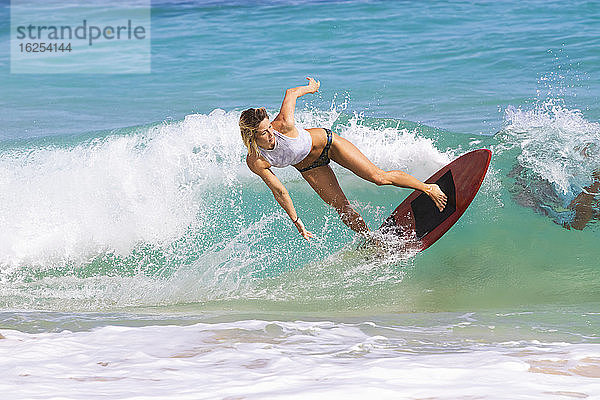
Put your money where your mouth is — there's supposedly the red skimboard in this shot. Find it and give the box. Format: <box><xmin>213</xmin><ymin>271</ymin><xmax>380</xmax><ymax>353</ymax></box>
<box><xmin>379</xmin><ymin>149</ymin><xmax>492</xmax><ymax>252</ymax></box>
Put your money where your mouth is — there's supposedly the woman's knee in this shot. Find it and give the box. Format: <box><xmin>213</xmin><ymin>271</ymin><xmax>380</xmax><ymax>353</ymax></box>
<box><xmin>331</xmin><ymin>198</ymin><xmax>353</xmax><ymax>214</ymax></box>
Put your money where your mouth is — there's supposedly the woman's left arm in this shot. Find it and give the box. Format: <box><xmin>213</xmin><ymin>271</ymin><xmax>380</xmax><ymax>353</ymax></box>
<box><xmin>273</xmin><ymin>77</ymin><xmax>320</xmax><ymax>131</ymax></box>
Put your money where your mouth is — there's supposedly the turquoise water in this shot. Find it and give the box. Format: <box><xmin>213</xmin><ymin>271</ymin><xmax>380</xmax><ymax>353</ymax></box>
<box><xmin>1</xmin><ymin>0</ymin><xmax>599</xmax><ymax>138</ymax></box>
<box><xmin>1</xmin><ymin>1</ymin><xmax>599</xmax><ymax>398</ymax></box>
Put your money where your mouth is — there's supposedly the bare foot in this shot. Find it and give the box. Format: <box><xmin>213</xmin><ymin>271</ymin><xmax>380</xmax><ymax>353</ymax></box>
<box><xmin>426</xmin><ymin>184</ymin><xmax>448</xmax><ymax>211</ymax></box>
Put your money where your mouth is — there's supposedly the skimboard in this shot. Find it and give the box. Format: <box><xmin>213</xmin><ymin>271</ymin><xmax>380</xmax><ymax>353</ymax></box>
<box><xmin>379</xmin><ymin>149</ymin><xmax>492</xmax><ymax>252</ymax></box>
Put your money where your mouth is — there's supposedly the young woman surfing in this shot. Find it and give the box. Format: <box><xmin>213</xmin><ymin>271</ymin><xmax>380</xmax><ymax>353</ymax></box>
<box><xmin>239</xmin><ymin>77</ymin><xmax>447</xmax><ymax>240</ymax></box>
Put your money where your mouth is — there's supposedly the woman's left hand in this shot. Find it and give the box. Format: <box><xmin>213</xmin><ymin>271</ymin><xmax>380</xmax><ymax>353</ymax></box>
<box><xmin>294</xmin><ymin>218</ymin><xmax>314</xmax><ymax>240</ymax></box>
<box><xmin>425</xmin><ymin>184</ymin><xmax>448</xmax><ymax>212</ymax></box>
<box><xmin>305</xmin><ymin>77</ymin><xmax>320</xmax><ymax>94</ymax></box>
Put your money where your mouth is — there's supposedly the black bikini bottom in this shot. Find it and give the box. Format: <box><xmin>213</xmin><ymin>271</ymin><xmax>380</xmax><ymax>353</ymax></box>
<box><xmin>298</xmin><ymin>128</ymin><xmax>333</xmax><ymax>172</ymax></box>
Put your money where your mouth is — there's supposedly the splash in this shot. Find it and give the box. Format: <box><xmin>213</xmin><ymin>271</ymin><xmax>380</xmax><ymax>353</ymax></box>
<box><xmin>0</xmin><ymin>108</ymin><xmax>452</xmax><ymax>310</ymax></box>
<box><xmin>500</xmin><ymin>100</ymin><xmax>600</xmax><ymax>195</ymax></box>
<box><xmin>496</xmin><ymin>100</ymin><xmax>600</xmax><ymax>228</ymax></box>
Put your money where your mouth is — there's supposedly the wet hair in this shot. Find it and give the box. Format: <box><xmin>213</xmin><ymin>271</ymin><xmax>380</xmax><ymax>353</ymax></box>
<box><xmin>239</xmin><ymin>107</ymin><xmax>268</xmax><ymax>157</ymax></box>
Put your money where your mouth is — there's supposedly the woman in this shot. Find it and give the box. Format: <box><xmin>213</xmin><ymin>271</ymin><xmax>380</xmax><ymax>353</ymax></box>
<box><xmin>239</xmin><ymin>77</ymin><xmax>448</xmax><ymax>240</ymax></box>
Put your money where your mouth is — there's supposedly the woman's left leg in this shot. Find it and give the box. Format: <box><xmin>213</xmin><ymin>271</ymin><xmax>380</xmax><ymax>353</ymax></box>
<box><xmin>300</xmin><ymin>165</ymin><xmax>370</xmax><ymax>234</ymax></box>
<box><xmin>328</xmin><ymin>133</ymin><xmax>448</xmax><ymax>211</ymax></box>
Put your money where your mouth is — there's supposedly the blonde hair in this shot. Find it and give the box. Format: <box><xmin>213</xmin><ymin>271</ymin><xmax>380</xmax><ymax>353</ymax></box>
<box><xmin>239</xmin><ymin>107</ymin><xmax>268</xmax><ymax>157</ymax></box>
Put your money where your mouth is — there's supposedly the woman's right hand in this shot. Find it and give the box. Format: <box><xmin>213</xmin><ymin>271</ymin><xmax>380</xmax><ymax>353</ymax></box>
<box><xmin>294</xmin><ymin>218</ymin><xmax>314</xmax><ymax>240</ymax></box>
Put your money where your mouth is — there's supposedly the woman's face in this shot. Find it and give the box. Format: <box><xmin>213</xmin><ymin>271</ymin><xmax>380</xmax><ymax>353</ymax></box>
<box><xmin>254</xmin><ymin>117</ymin><xmax>275</xmax><ymax>149</ymax></box>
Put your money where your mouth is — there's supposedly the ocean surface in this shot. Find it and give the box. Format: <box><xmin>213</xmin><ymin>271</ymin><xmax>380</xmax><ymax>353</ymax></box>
<box><xmin>1</xmin><ymin>0</ymin><xmax>599</xmax><ymax>398</ymax></box>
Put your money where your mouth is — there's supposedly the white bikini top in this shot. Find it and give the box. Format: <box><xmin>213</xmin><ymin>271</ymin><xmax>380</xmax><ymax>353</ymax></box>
<box><xmin>258</xmin><ymin>128</ymin><xmax>312</xmax><ymax>168</ymax></box>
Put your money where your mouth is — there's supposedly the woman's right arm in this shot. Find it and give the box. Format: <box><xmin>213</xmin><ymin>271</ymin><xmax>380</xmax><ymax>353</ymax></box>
<box><xmin>246</xmin><ymin>156</ymin><xmax>313</xmax><ymax>240</ymax></box>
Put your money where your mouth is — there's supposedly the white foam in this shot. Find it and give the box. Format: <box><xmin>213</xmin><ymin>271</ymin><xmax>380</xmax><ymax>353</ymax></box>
<box><xmin>500</xmin><ymin>100</ymin><xmax>600</xmax><ymax>196</ymax></box>
<box><xmin>0</xmin><ymin>109</ymin><xmax>449</xmax><ymax>269</ymax></box>
<box><xmin>0</xmin><ymin>320</ymin><xmax>598</xmax><ymax>399</ymax></box>
<box><xmin>0</xmin><ymin>108</ymin><xmax>454</xmax><ymax>309</ymax></box>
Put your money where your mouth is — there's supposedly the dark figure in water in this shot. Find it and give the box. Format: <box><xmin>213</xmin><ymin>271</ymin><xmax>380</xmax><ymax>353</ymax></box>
<box><xmin>508</xmin><ymin>165</ymin><xmax>600</xmax><ymax>230</ymax></box>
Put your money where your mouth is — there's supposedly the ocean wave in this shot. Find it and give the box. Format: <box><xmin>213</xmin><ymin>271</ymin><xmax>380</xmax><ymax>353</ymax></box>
<box><xmin>0</xmin><ymin>106</ymin><xmax>598</xmax><ymax>311</ymax></box>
